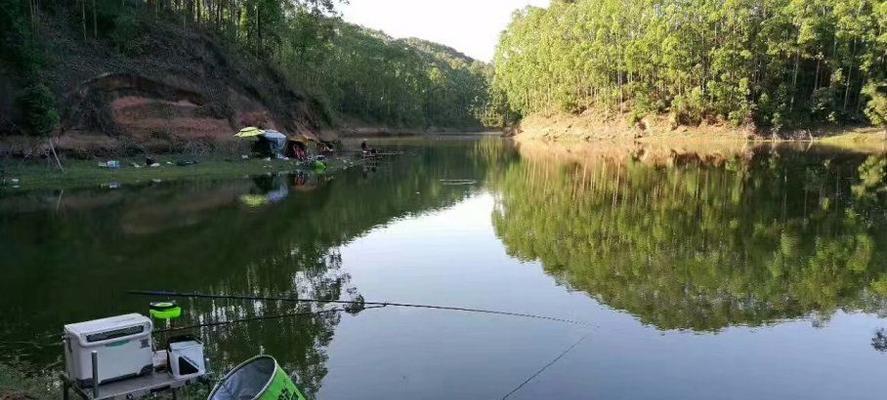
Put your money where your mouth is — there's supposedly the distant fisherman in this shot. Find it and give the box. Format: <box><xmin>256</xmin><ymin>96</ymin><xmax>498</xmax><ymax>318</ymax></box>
<box><xmin>361</xmin><ymin>140</ymin><xmax>377</xmax><ymax>157</ymax></box>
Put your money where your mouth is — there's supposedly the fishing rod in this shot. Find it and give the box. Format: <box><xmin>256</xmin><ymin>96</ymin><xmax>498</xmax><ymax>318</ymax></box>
<box><xmin>154</xmin><ymin>305</ymin><xmax>388</xmax><ymax>334</ymax></box>
<box><xmin>128</xmin><ymin>290</ymin><xmax>589</xmax><ymax>326</ymax></box>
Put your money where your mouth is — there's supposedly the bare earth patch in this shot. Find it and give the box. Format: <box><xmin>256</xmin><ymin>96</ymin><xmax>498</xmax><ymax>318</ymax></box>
<box><xmin>515</xmin><ymin>112</ymin><xmax>885</xmax><ymax>149</ymax></box>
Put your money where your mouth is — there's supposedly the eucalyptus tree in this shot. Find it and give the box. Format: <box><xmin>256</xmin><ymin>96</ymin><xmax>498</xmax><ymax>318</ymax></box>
<box><xmin>493</xmin><ymin>0</ymin><xmax>887</xmax><ymax>130</ymax></box>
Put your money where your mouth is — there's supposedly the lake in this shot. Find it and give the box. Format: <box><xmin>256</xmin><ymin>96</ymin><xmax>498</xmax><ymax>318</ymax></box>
<box><xmin>1</xmin><ymin>137</ymin><xmax>886</xmax><ymax>399</ymax></box>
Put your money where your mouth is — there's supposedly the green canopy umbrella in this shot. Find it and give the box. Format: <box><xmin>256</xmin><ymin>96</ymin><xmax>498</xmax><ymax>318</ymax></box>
<box><xmin>234</xmin><ymin>127</ymin><xmax>264</xmax><ymax>138</ymax></box>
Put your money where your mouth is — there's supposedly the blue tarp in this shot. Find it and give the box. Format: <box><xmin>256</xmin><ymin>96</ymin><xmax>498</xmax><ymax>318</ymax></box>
<box><xmin>260</xmin><ymin>130</ymin><xmax>287</xmax><ymax>156</ymax></box>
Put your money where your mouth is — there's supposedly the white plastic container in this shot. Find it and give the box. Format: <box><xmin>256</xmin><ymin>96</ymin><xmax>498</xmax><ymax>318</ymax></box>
<box><xmin>63</xmin><ymin>314</ymin><xmax>154</xmax><ymax>387</ymax></box>
<box><xmin>168</xmin><ymin>340</ymin><xmax>206</xmax><ymax>380</ymax></box>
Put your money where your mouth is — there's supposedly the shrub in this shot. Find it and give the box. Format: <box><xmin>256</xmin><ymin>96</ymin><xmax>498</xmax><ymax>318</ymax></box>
<box><xmin>862</xmin><ymin>81</ymin><xmax>886</xmax><ymax>134</ymax></box>
<box><xmin>670</xmin><ymin>88</ymin><xmax>705</xmax><ymax>126</ymax></box>
<box><xmin>15</xmin><ymin>82</ymin><xmax>59</xmax><ymax>137</ymax></box>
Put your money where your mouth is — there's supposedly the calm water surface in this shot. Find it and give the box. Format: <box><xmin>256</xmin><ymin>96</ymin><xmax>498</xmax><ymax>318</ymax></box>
<box><xmin>2</xmin><ymin>137</ymin><xmax>887</xmax><ymax>399</ymax></box>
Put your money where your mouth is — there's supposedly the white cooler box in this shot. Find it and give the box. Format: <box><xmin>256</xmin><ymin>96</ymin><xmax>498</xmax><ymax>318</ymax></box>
<box><xmin>64</xmin><ymin>314</ymin><xmax>154</xmax><ymax>387</ymax></box>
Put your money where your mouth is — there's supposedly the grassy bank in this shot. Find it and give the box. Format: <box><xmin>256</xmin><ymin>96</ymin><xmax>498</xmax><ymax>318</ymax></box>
<box><xmin>0</xmin><ymin>155</ymin><xmax>364</xmax><ymax>192</ymax></box>
<box><xmin>817</xmin><ymin>132</ymin><xmax>887</xmax><ymax>152</ymax></box>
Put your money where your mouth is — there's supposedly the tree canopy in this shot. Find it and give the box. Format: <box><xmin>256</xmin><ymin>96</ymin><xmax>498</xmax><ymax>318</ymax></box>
<box><xmin>493</xmin><ymin>0</ymin><xmax>887</xmax><ymax>130</ymax></box>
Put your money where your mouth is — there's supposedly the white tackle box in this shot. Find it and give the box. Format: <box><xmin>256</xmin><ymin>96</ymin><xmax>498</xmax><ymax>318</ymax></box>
<box><xmin>64</xmin><ymin>314</ymin><xmax>154</xmax><ymax>387</ymax></box>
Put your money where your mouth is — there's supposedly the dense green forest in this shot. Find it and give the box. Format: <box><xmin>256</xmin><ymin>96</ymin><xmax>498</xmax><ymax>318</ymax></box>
<box><xmin>490</xmin><ymin>150</ymin><xmax>887</xmax><ymax>330</ymax></box>
<box><xmin>289</xmin><ymin>24</ymin><xmax>492</xmax><ymax>128</ymax></box>
<box><xmin>5</xmin><ymin>0</ymin><xmax>887</xmax><ymax>137</ymax></box>
<box><xmin>0</xmin><ymin>0</ymin><xmax>492</xmax><ymax>137</ymax></box>
<box><xmin>493</xmin><ymin>0</ymin><xmax>887</xmax><ymax>131</ymax></box>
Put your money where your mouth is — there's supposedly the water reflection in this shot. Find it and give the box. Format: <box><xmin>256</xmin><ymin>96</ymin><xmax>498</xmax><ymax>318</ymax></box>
<box><xmin>873</xmin><ymin>328</ymin><xmax>887</xmax><ymax>352</ymax></box>
<box><xmin>2</xmin><ymin>138</ymin><xmax>886</xmax><ymax>399</ymax></box>
<box><xmin>0</xmin><ymin>142</ymin><xmax>499</xmax><ymax>395</ymax></box>
<box><xmin>490</xmin><ymin>143</ymin><xmax>887</xmax><ymax>331</ymax></box>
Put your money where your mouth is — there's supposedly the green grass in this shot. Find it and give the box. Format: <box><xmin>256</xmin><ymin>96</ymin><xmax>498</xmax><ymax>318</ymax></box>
<box><xmin>0</xmin><ymin>156</ymin><xmax>363</xmax><ymax>192</ymax></box>
<box><xmin>816</xmin><ymin>131</ymin><xmax>887</xmax><ymax>152</ymax></box>
<box><xmin>0</xmin><ymin>362</ymin><xmax>56</xmax><ymax>399</ymax></box>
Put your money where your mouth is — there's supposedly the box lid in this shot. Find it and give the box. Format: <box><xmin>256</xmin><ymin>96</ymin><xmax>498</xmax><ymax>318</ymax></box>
<box><xmin>169</xmin><ymin>340</ymin><xmax>202</xmax><ymax>351</ymax></box>
<box><xmin>64</xmin><ymin>313</ymin><xmax>151</xmax><ymax>336</ymax></box>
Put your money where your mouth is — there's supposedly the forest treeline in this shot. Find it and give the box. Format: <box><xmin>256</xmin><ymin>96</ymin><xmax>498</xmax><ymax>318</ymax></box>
<box><xmin>0</xmin><ymin>0</ymin><xmax>492</xmax><ymax>137</ymax></box>
<box><xmin>493</xmin><ymin>0</ymin><xmax>887</xmax><ymax>131</ymax></box>
<box><xmin>5</xmin><ymin>0</ymin><xmax>886</xmax><ymax>138</ymax></box>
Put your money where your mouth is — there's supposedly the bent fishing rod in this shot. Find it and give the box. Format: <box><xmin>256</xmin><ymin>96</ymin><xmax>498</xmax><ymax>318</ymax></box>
<box><xmin>128</xmin><ymin>290</ymin><xmax>589</xmax><ymax>326</ymax></box>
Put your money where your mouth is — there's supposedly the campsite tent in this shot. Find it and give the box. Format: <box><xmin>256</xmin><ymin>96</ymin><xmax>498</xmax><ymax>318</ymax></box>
<box><xmin>234</xmin><ymin>127</ymin><xmax>288</xmax><ymax>157</ymax></box>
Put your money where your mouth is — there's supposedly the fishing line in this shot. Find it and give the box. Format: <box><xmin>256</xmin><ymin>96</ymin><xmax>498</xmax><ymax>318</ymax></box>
<box><xmin>129</xmin><ymin>290</ymin><xmax>589</xmax><ymax>326</ymax></box>
<box><xmin>499</xmin><ymin>331</ymin><xmax>592</xmax><ymax>400</ymax></box>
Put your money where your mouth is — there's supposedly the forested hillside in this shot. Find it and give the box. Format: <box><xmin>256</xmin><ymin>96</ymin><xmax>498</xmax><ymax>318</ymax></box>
<box><xmin>0</xmin><ymin>0</ymin><xmax>492</xmax><ymax>142</ymax></box>
<box><xmin>493</xmin><ymin>0</ymin><xmax>887</xmax><ymax>132</ymax></box>
<box><xmin>286</xmin><ymin>24</ymin><xmax>492</xmax><ymax>129</ymax></box>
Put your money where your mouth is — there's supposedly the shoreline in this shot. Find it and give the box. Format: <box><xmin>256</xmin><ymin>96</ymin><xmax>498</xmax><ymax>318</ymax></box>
<box><xmin>0</xmin><ymin>132</ymin><xmax>494</xmax><ymax>193</ymax></box>
<box><xmin>511</xmin><ymin>112</ymin><xmax>886</xmax><ymax>149</ymax></box>
<box><xmin>330</xmin><ymin>125</ymin><xmax>489</xmax><ymax>137</ymax></box>
<box><xmin>2</xmin><ymin>126</ymin><xmax>883</xmax><ymax>192</ymax></box>
<box><xmin>0</xmin><ymin>127</ymin><xmax>494</xmax><ymax>159</ymax></box>
<box><xmin>0</xmin><ymin>155</ymin><xmax>365</xmax><ymax>193</ymax></box>
<box><xmin>510</xmin><ymin>136</ymin><xmax>886</xmax><ymax>172</ymax></box>
<box><xmin>512</xmin><ymin>130</ymin><xmax>887</xmax><ymax>154</ymax></box>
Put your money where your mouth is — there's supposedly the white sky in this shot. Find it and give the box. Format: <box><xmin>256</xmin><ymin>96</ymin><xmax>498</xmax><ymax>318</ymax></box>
<box><xmin>340</xmin><ymin>0</ymin><xmax>551</xmax><ymax>62</ymax></box>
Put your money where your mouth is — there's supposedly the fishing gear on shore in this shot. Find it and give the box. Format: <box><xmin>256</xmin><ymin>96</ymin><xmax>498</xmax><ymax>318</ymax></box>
<box><xmin>128</xmin><ymin>290</ymin><xmax>589</xmax><ymax>326</ymax></box>
<box><xmin>149</xmin><ymin>301</ymin><xmax>182</xmax><ymax>320</ymax></box>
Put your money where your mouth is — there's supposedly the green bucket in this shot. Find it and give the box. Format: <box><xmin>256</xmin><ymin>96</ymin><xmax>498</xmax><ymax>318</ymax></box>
<box><xmin>149</xmin><ymin>301</ymin><xmax>182</xmax><ymax>320</ymax></box>
<box><xmin>208</xmin><ymin>356</ymin><xmax>308</xmax><ymax>400</ymax></box>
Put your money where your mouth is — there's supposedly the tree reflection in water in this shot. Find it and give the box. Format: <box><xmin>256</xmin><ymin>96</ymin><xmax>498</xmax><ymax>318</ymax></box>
<box><xmin>0</xmin><ymin>140</ymin><xmax>505</xmax><ymax>396</ymax></box>
<box><xmin>490</xmin><ymin>146</ymin><xmax>887</xmax><ymax>332</ymax></box>
<box><xmin>873</xmin><ymin>328</ymin><xmax>887</xmax><ymax>352</ymax></box>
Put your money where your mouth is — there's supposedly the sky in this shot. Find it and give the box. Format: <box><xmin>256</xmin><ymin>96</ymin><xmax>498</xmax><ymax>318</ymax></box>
<box><xmin>340</xmin><ymin>0</ymin><xmax>551</xmax><ymax>62</ymax></box>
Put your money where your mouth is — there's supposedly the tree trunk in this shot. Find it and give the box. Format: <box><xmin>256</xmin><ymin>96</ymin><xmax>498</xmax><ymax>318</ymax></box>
<box><xmin>232</xmin><ymin>1</ymin><xmax>238</xmax><ymax>40</ymax></box>
<box><xmin>81</xmin><ymin>0</ymin><xmax>87</xmax><ymax>40</ymax></box>
<box><xmin>92</xmin><ymin>0</ymin><xmax>97</xmax><ymax>39</ymax></box>
<box><xmin>812</xmin><ymin>56</ymin><xmax>820</xmax><ymax>99</ymax></box>
<box><xmin>790</xmin><ymin>51</ymin><xmax>799</xmax><ymax>111</ymax></box>
<box><xmin>28</xmin><ymin>0</ymin><xmax>34</xmax><ymax>31</ymax></box>
<box><xmin>843</xmin><ymin>39</ymin><xmax>857</xmax><ymax>112</ymax></box>
<box><xmin>48</xmin><ymin>138</ymin><xmax>64</xmax><ymax>173</ymax></box>
<box><xmin>618</xmin><ymin>70</ymin><xmax>624</xmax><ymax>113</ymax></box>
<box><xmin>855</xmin><ymin>76</ymin><xmax>867</xmax><ymax>113</ymax></box>
<box><xmin>256</xmin><ymin>3</ymin><xmax>262</xmax><ymax>55</ymax></box>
